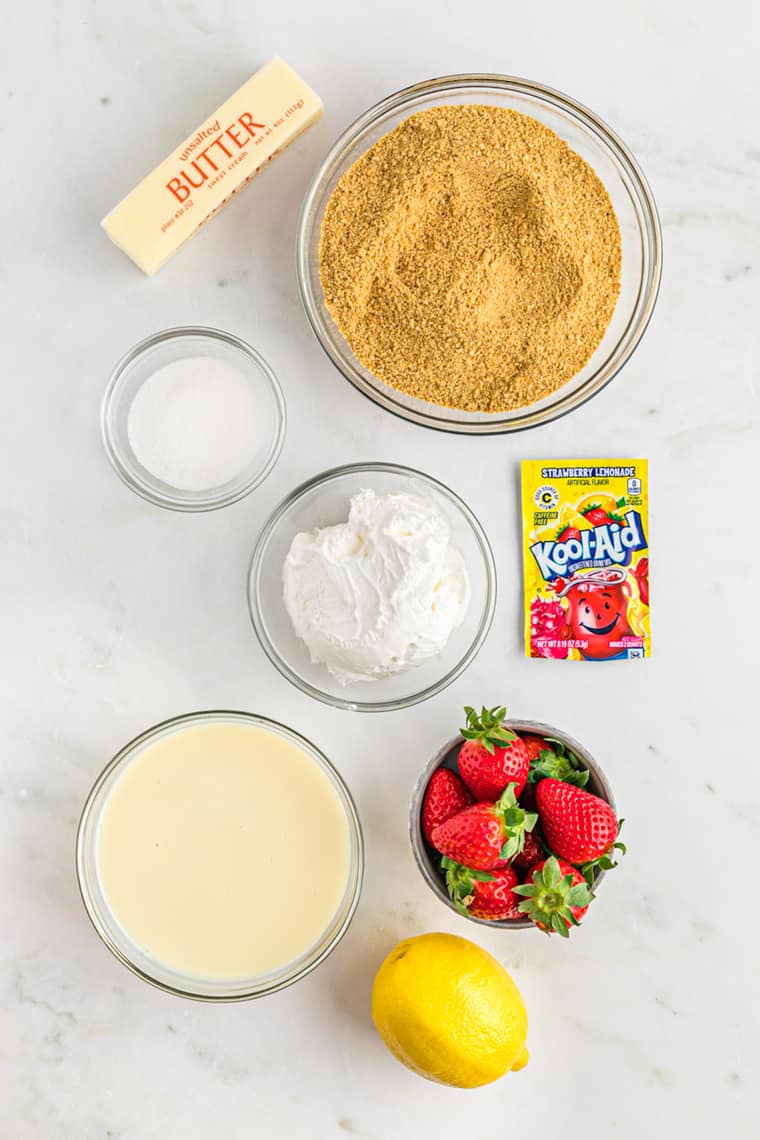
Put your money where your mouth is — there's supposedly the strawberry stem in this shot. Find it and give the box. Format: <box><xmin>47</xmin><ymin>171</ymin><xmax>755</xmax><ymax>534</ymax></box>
<box><xmin>512</xmin><ymin>856</ymin><xmax>594</xmax><ymax>937</ymax></box>
<box><xmin>578</xmin><ymin>820</ymin><xmax>626</xmax><ymax>883</ymax></box>
<box><xmin>460</xmin><ymin>704</ymin><xmax>517</xmax><ymax>757</ymax></box>
<box><xmin>494</xmin><ymin>783</ymin><xmax>538</xmax><ymax>861</ymax></box>
<box><xmin>526</xmin><ymin>737</ymin><xmax>590</xmax><ymax>787</ymax></box>
<box><xmin>441</xmin><ymin>856</ymin><xmax>493</xmax><ymax>916</ymax></box>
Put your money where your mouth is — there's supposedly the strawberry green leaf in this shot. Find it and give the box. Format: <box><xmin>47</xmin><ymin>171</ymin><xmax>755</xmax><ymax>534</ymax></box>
<box><xmin>566</xmin><ymin>884</ymin><xmax>593</xmax><ymax>907</ymax></box>
<box><xmin>495</xmin><ymin>783</ymin><xmax>519</xmax><ymax>810</ymax></box>
<box><xmin>442</xmin><ymin>857</ymin><xmax>495</xmax><ymax>915</ymax></box>
<box><xmin>527</xmin><ymin>737</ymin><xmax>591</xmax><ymax>787</ymax></box>
<box><xmin>542</xmin><ymin>858</ymin><xmax>561</xmax><ymax>888</ymax></box>
<box><xmin>579</xmin><ymin>821</ymin><xmax>627</xmax><ymax>880</ymax></box>
<box><xmin>552</xmin><ymin>914</ymin><xmax>569</xmax><ymax>937</ymax></box>
<box><xmin>499</xmin><ymin>835</ymin><xmax>521</xmax><ymax>861</ymax></box>
<box><xmin>517</xmin><ymin>858</ymin><xmax>590</xmax><ymax>937</ymax></box>
<box><xmin>494</xmin><ymin>785</ymin><xmax>536</xmax><ymax>860</ymax></box>
<box><xmin>460</xmin><ymin>704</ymin><xmax>516</xmax><ymax>751</ymax></box>
<box><xmin>490</xmin><ymin>726</ymin><xmax>518</xmax><ymax>744</ymax></box>
<box><xmin>569</xmin><ymin>770</ymin><xmax>591</xmax><ymax>788</ymax></box>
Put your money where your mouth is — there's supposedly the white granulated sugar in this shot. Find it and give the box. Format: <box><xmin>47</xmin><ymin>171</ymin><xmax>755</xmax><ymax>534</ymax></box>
<box><xmin>127</xmin><ymin>356</ymin><xmax>260</xmax><ymax>491</ymax></box>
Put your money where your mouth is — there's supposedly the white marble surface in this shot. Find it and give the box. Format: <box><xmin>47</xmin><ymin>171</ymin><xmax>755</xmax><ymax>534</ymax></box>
<box><xmin>3</xmin><ymin>1</ymin><xmax>758</xmax><ymax>1135</ymax></box>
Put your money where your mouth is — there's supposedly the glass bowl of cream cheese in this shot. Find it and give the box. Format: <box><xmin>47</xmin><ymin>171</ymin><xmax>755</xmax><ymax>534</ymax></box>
<box><xmin>247</xmin><ymin>463</ymin><xmax>496</xmax><ymax>712</ymax></box>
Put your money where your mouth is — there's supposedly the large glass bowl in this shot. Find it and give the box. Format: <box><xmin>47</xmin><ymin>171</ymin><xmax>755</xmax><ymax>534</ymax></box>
<box><xmin>76</xmin><ymin>711</ymin><xmax>364</xmax><ymax>1001</ymax></box>
<box><xmin>247</xmin><ymin>463</ymin><xmax>496</xmax><ymax>712</ymax></box>
<box><xmin>296</xmin><ymin>74</ymin><xmax>662</xmax><ymax>434</ymax></box>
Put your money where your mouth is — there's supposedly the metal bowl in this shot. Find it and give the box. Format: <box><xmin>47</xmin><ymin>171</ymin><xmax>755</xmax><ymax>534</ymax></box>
<box><xmin>409</xmin><ymin>719</ymin><xmax>615</xmax><ymax>930</ymax></box>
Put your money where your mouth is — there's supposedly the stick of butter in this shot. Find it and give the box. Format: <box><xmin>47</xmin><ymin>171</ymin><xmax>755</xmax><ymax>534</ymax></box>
<box><xmin>101</xmin><ymin>57</ymin><xmax>323</xmax><ymax>275</ymax></box>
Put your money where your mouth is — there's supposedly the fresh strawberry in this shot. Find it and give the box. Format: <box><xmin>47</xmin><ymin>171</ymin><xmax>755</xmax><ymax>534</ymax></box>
<box><xmin>441</xmin><ymin>858</ymin><xmax>522</xmax><ymax>921</ymax></box>
<box><xmin>421</xmin><ymin>768</ymin><xmax>474</xmax><ymax>847</ymax></box>
<box><xmin>536</xmin><ymin>779</ymin><xmax>625</xmax><ymax>875</ymax></box>
<box><xmin>519</xmin><ymin>734</ymin><xmax>552</xmax><ymax>764</ymax></box>
<box><xmin>511</xmin><ymin>828</ymin><xmax>545</xmax><ymax>875</ymax></box>
<box><xmin>520</xmin><ymin>734</ymin><xmax>590</xmax><ymax>788</ymax></box>
<box><xmin>513</xmin><ymin>857</ymin><xmax>593</xmax><ymax>937</ymax></box>
<box><xmin>556</xmin><ymin>525</ymin><xmax>581</xmax><ymax>541</ymax></box>
<box><xmin>458</xmin><ymin>705</ymin><xmax>529</xmax><ymax>799</ymax></box>
<box><xmin>431</xmin><ymin>784</ymin><xmax>538</xmax><ymax>871</ymax></box>
<box><xmin>580</xmin><ymin>504</ymin><xmax>623</xmax><ymax>527</ymax></box>
<box><xmin>472</xmin><ymin>883</ymin><xmax>524</xmax><ymax>922</ymax></box>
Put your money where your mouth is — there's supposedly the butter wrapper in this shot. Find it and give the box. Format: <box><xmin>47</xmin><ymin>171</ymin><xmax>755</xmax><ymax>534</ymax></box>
<box><xmin>101</xmin><ymin>57</ymin><xmax>322</xmax><ymax>274</ymax></box>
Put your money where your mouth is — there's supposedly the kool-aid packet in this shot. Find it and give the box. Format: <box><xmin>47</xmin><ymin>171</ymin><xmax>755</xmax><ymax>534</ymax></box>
<box><xmin>521</xmin><ymin>460</ymin><xmax>650</xmax><ymax>661</ymax></box>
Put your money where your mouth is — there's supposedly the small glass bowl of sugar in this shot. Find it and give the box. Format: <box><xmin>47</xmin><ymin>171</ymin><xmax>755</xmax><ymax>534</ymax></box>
<box><xmin>102</xmin><ymin>327</ymin><xmax>286</xmax><ymax>511</ymax></box>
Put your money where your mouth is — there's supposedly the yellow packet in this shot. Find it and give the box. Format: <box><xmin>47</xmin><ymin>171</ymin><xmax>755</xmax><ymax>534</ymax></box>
<box><xmin>521</xmin><ymin>460</ymin><xmax>650</xmax><ymax>661</ymax></box>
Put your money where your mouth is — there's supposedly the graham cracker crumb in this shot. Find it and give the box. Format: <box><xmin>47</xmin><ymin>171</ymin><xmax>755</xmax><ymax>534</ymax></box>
<box><xmin>319</xmin><ymin>106</ymin><xmax>622</xmax><ymax>414</ymax></box>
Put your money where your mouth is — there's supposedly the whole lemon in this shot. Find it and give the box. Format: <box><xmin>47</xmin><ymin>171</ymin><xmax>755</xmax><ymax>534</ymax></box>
<box><xmin>371</xmin><ymin>932</ymin><xmax>529</xmax><ymax>1088</ymax></box>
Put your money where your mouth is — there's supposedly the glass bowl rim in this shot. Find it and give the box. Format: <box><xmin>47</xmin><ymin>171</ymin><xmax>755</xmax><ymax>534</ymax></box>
<box><xmin>76</xmin><ymin>709</ymin><xmax>364</xmax><ymax>1001</ymax></box>
<box><xmin>409</xmin><ymin>719</ymin><xmax>616</xmax><ymax>929</ymax></box>
<box><xmin>247</xmin><ymin>461</ymin><xmax>497</xmax><ymax>712</ymax></box>
<box><xmin>101</xmin><ymin>326</ymin><xmax>287</xmax><ymax>512</ymax></box>
<box><xmin>296</xmin><ymin>72</ymin><xmax>663</xmax><ymax>435</ymax></box>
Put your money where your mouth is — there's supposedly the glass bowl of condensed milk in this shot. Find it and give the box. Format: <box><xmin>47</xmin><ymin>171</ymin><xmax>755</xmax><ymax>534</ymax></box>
<box><xmin>76</xmin><ymin>711</ymin><xmax>363</xmax><ymax>1000</ymax></box>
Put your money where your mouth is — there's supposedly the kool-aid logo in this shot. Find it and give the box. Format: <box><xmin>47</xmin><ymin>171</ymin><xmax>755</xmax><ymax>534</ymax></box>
<box><xmin>530</xmin><ymin>511</ymin><xmax>647</xmax><ymax>581</ymax></box>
